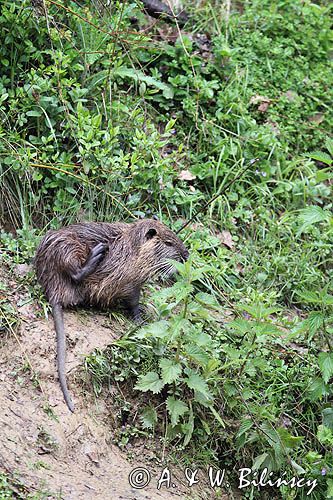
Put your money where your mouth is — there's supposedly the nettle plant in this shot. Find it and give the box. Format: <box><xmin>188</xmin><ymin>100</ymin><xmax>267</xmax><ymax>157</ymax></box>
<box><xmin>120</xmin><ymin>258</ymin><xmax>225</xmax><ymax>445</ymax></box>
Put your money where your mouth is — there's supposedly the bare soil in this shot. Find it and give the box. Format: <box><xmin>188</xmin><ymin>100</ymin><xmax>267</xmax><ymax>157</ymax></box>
<box><xmin>0</xmin><ymin>265</ymin><xmax>229</xmax><ymax>500</ymax></box>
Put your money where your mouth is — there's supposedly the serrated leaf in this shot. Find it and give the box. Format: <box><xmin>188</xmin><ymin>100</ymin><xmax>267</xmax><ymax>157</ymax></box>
<box><xmin>307</xmin><ymin>377</ymin><xmax>330</xmax><ymax>401</ymax></box>
<box><xmin>296</xmin><ymin>290</ymin><xmax>322</xmax><ymax>304</ymax></box>
<box><xmin>277</xmin><ymin>428</ymin><xmax>303</xmax><ymax>449</ymax></box>
<box><xmin>140</xmin><ymin>406</ymin><xmax>158</xmax><ymax>429</ymax></box>
<box><xmin>185</xmin><ymin>370</ymin><xmax>212</xmax><ymax>399</ymax></box>
<box><xmin>322</xmin><ymin>408</ymin><xmax>333</xmax><ymax>430</ymax></box>
<box><xmin>159</xmin><ymin>358</ymin><xmax>182</xmax><ymax>384</ymax></box>
<box><xmin>195</xmin><ymin>292</ymin><xmax>220</xmax><ymax>309</ymax></box>
<box><xmin>327</xmin><ymin>479</ymin><xmax>333</xmax><ymax>498</ymax></box>
<box><xmin>306</xmin><ymin>151</ymin><xmax>332</xmax><ymax>165</ymax></box>
<box><xmin>193</xmin><ymin>389</ymin><xmax>213</xmax><ymax>407</ymax></box>
<box><xmin>252</xmin><ymin>452</ymin><xmax>269</xmax><ymax>471</ymax></box>
<box><xmin>134</xmin><ymin>372</ymin><xmax>164</xmax><ymax>394</ymax></box>
<box><xmin>183</xmin><ymin>405</ymin><xmax>194</xmax><ymax>447</ymax></box>
<box><xmin>318</xmin><ymin>352</ymin><xmax>333</xmax><ymax>383</ymax></box>
<box><xmin>296</xmin><ymin>206</ymin><xmax>331</xmax><ymax>236</ymax></box>
<box><xmin>135</xmin><ymin>320</ymin><xmax>169</xmax><ymax>340</ymax></box>
<box><xmin>237</xmin><ymin>419</ymin><xmax>253</xmax><ymax>437</ymax></box>
<box><xmin>316</xmin><ymin>168</ymin><xmax>332</xmax><ymax>183</ymax></box>
<box><xmin>317</xmin><ymin>424</ymin><xmax>333</xmax><ymax>446</ymax></box>
<box><xmin>88</xmin><ymin>67</ymin><xmax>174</xmax><ymax>99</ymax></box>
<box><xmin>307</xmin><ymin>311</ymin><xmax>325</xmax><ymax>337</ymax></box>
<box><xmin>326</xmin><ymin>137</ymin><xmax>333</xmax><ymax>157</ymax></box>
<box><xmin>238</xmin><ymin>303</ymin><xmax>281</xmax><ymax>320</ymax></box>
<box><xmin>166</xmin><ymin>396</ymin><xmax>189</xmax><ymax>426</ymax></box>
<box><xmin>185</xmin><ymin>344</ymin><xmax>210</xmax><ymax>366</ymax></box>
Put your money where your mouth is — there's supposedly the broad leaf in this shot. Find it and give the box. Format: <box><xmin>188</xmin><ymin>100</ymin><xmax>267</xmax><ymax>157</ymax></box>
<box><xmin>237</xmin><ymin>418</ymin><xmax>253</xmax><ymax>437</ymax></box>
<box><xmin>185</xmin><ymin>370</ymin><xmax>212</xmax><ymax>399</ymax></box>
<box><xmin>159</xmin><ymin>358</ymin><xmax>182</xmax><ymax>384</ymax></box>
<box><xmin>318</xmin><ymin>352</ymin><xmax>333</xmax><ymax>383</ymax></box>
<box><xmin>296</xmin><ymin>206</ymin><xmax>331</xmax><ymax>236</ymax></box>
<box><xmin>307</xmin><ymin>377</ymin><xmax>330</xmax><ymax>401</ymax></box>
<box><xmin>305</xmin><ymin>150</ymin><xmax>332</xmax><ymax>165</ymax></box>
<box><xmin>277</xmin><ymin>428</ymin><xmax>303</xmax><ymax>449</ymax></box>
<box><xmin>326</xmin><ymin>137</ymin><xmax>333</xmax><ymax>157</ymax></box>
<box><xmin>135</xmin><ymin>372</ymin><xmax>164</xmax><ymax>394</ymax></box>
<box><xmin>140</xmin><ymin>406</ymin><xmax>158</xmax><ymax>429</ymax></box>
<box><xmin>166</xmin><ymin>396</ymin><xmax>188</xmax><ymax>426</ymax></box>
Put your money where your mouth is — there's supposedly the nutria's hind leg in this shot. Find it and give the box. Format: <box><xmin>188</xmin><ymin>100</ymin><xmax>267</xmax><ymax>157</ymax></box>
<box><xmin>71</xmin><ymin>242</ymin><xmax>107</xmax><ymax>283</ymax></box>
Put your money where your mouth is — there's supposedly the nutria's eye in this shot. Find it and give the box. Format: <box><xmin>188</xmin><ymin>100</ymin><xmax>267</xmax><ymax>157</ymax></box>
<box><xmin>165</xmin><ymin>241</ymin><xmax>173</xmax><ymax>247</ymax></box>
<box><xmin>146</xmin><ymin>228</ymin><xmax>157</xmax><ymax>240</ymax></box>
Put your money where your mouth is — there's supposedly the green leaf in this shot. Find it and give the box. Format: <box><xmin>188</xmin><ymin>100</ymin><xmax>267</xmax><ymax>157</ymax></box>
<box><xmin>134</xmin><ymin>372</ymin><xmax>164</xmax><ymax>394</ymax></box>
<box><xmin>296</xmin><ymin>290</ymin><xmax>333</xmax><ymax>306</ymax></box>
<box><xmin>135</xmin><ymin>320</ymin><xmax>169</xmax><ymax>340</ymax></box>
<box><xmin>185</xmin><ymin>370</ymin><xmax>212</xmax><ymax>399</ymax></box>
<box><xmin>307</xmin><ymin>311</ymin><xmax>325</xmax><ymax>338</ymax></box>
<box><xmin>237</xmin><ymin>303</ymin><xmax>281</xmax><ymax>320</ymax></box>
<box><xmin>252</xmin><ymin>453</ymin><xmax>269</xmax><ymax>471</ymax></box>
<box><xmin>327</xmin><ymin>479</ymin><xmax>333</xmax><ymax>499</ymax></box>
<box><xmin>322</xmin><ymin>408</ymin><xmax>333</xmax><ymax>430</ymax></box>
<box><xmin>159</xmin><ymin>358</ymin><xmax>182</xmax><ymax>384</ymax></box>
<box><xmin>296</xmin><ymin>206</ymin><xmax>332</xmax><ymax>236</ymax></box>
<box><xmin>166</xmin><ymin>396</ymin><xmax>188</xmax><ymax>426</ymax></box>
<box><xmin>307</xmin><ymin>377</ymin><xmax>330</xmax><ymax>401</ymax></box>
<box><xmin>317</xmin><ymin>425</ymin><xmax>333</xmax><ymax>446</ymax></box>
<box><xmin>326</xmin><ymin>137</ymin><xmax>333</xmax><ymax>157</ymax></box>
<box><xmin>182</xmin><ymin>404</ymin><xmax>194</xmax><ymax>447</ymax></box>
<box><xmin>237</xmin><ymin>418</ymin><xmax>253</xmax><ymax>437</ymax></box>
<box><xmin>140</xmin><ymin>406</ymin><xmax>158</xmax><ymax>429</ymax></box>
<box><xmin>277</xmin><ymin>428</ymin><xmax>303</xmax><ymax>449</ymax></box>
<box><xmin>290</xmin><ymin>460</ymin><xmax>306</xmax><ymax>475</ymax></box>
<box><xmin>209</xmin><ymin>405</ymin><xmax>225</xmax><ymax>428</ymax></box>
<box><xmin>318</xmin><ymin>352</ymin><xmax>333</xmax><ymax>383</ymax></box>
<box><xmin>195</xmin><ymin>292</ymin><xmax>219</xmax><ymax>309</ymax></box>
<box><xmin>26</xmin><ymin>109</ymin><xmax>42</xmax><ymax>117</ymax></box>
<box><xmin>305</xmin><ymin>150</ymin><xmax>332</xmax><ymax>165</ymax></box>
<box><xmin>88</xmin><ymin>67</ymin><xmax>174</xmax><ymax>99</ymax></box>
<box><xmin>185</xmin><ymin>344</ymin><xmax>210</xmax><ymax>366</ymax></box>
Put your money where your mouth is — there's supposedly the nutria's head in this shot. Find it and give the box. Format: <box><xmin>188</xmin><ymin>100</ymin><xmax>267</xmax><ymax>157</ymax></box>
<box><xmin>131</xmin><ymin>219</ymin><xmax>189</xmax><ymax>280</ymax></box>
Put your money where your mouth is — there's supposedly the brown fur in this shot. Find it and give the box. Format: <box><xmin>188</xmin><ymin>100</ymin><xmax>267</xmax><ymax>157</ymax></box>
<box><xmin>34</xmin><ymin>219</ymin><xmax>189</xmax><ymax>412</ymax></box>
<box><xmin>35</xmin><ymin>219</ymin><xmax>188</xmax><ymax>307</ymax></box>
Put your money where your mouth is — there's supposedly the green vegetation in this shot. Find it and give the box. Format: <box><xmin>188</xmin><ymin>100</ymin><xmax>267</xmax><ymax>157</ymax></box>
<box><xmin>0</xmin><ymin>0</ymin><xmax>332</xmax><ymax>498</ymax></box>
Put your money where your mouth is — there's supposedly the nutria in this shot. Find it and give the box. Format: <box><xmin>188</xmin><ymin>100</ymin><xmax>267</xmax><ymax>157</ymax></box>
<box><xmin>34</xmin><ymin>219</ymin><xmax>189</xmax><ymax>412</ymax></box>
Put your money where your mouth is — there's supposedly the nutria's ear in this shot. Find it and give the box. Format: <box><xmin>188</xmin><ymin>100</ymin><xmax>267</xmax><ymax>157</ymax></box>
<box><xmin>146</xmin><ymin>228</ymin><xmax>157</xmax><ymax>239</ymax></box>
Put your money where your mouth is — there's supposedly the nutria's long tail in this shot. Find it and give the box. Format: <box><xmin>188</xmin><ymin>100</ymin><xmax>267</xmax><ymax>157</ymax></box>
<box><xmin>52</xmin><ymin>304</ymin><xmax>75</xmax><ymax>412</ymax></box>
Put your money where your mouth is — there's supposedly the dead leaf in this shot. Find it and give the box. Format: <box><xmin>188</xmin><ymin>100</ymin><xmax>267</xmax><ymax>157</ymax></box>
<box><xmin>250</xmin><ymin>95</ymin><xmax>271</xmax><ymax>113</ymax></box>
<box><xmin>189</xmin><ymin>185</ymin><xmax>196</xmax><ymax>192</ymax></box>
<box><xmin>258</xmin><ymin>101</ymin><xmax>270</xmax><ymax>112</ymax></box>
<box><xmin>217</xmin><ymin>230</ymin><xmax>234</xmax><ymax>249</ymax></box>
<box><xmin>308</xmin><ymin>113</ymin><xmax>324</xmax><ymax>124</ymax></box>
<box><xmin>250</xmin><ymin>94</ymin><xmax>271</xmax><ymax>105</ymax></box>
<box><xmin>178</xmin><ymin>170</ymin><xmax>196</xmax><ymax>181</ymax></box>
<box><xmin>282</xmin><ymin>90</ymin><xmax>298</xmax><ymax>102</ymax></box>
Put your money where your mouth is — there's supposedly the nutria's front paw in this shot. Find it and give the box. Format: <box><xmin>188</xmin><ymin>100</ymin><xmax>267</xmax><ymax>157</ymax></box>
<box><xmin>89</xmin><ymin>242</ymin><xmax>107</xmax><ymax>265</ymax></box>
